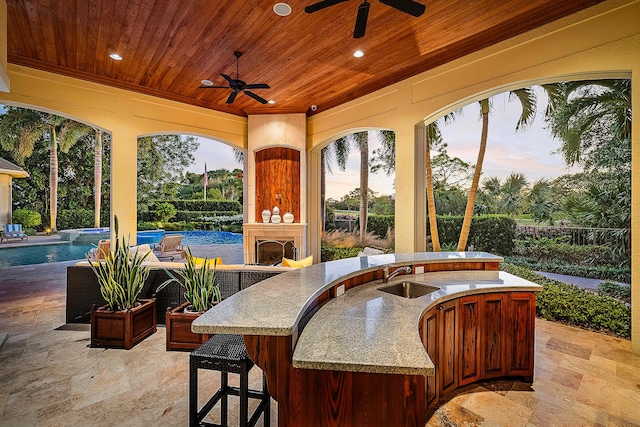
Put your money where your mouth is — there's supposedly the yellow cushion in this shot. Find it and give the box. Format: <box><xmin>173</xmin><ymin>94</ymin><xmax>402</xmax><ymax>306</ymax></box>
<box><xmin>281</xmin><ymin>255</ymin><xmax>313</xmax><ymax>268</ymax></box>
<box><xmin>192</xmin><ymin>257</ymin><xmax>223</xmax><ymax>267</ymax></box>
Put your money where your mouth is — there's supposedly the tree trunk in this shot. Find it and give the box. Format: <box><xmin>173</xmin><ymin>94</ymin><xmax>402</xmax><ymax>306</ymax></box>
<box><xmin>94</xmin><ymin>130</ymin><xmax>103</xmax><ymax>227</ymax></box>
<box><xmin>358</xmin><ymin>132</ymin><xmax>369</xmax><ymax>240</ymax></box>
<box><xmin>457</xmin><ymin>99</ymin><xmax>489</xmax><ymax>251</ymax></box>
<box><xmin>425</xmin><ymin>129</ymin><xmax>440</xmax><ymax>251</ymax></box>
<box><xmin>320</xmin><ymin>148</ymin><xmax>326</xmax><ymax>232</ymax></box>
<box><xmin>49</xmin><ymin>126</ymin><xmax>58</xmax><ymax>232</ymax></box>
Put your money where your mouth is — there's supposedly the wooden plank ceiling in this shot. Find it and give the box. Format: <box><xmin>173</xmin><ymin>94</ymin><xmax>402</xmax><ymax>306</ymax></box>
<box><xmin>7</xmin><ymin>0</ymin><xmax>603</xmax><ymax>117</ymax></box>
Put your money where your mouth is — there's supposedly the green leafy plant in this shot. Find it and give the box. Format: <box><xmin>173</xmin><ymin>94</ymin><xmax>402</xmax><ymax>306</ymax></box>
<box><xmin>501</xmin><ymin>263</ymin><xmax>630</xmax><ymax>338</ymax></box>
<box><xmin>87</xmin><ymin>217</ymin><xmax>150</xmax><ymax>311</ymax></box>
<box><xmin>157</xmin><ymin>247</ymin><xmax>221</xmax><ymax>313</ymax></box>
<box><xmin>12</xmin><ymin>209</ymin><xmax>42</xmax><ymax>228</ymax></box>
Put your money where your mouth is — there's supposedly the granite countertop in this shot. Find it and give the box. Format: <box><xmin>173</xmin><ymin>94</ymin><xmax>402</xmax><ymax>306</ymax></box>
<box><xmin>192</xmin><ymin>251</ymin><xmax>504</xmax><ymax>336</ymax></box>
<box><xmin>191</xmin><ymin>252</ymin><xmax>542</xmax><ymax>376</ymax></box>
<box><xmin>292</xmin><ymin>270</ymin><xmax>542</xmax><ymax>376</ymax></box>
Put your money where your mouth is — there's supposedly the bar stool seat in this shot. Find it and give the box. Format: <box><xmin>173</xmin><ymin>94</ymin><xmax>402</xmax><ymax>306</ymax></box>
<box><xmin>190</xmin><ymin>334</ymin><xmax>270</xmax><ymax>427</ymax></box>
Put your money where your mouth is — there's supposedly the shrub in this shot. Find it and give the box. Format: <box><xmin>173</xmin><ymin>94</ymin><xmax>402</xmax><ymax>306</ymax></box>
<box><xmin>12</xmin><ymin>209</ymin><xmax>41</xmax><ymax>228</ymax></box>
<box><xmin>57</xmin><ymin>209</ymin><xmax>94</xmax><ymax>229</ymax></box>
<box><xmin>513</xmin><ymin>238</ymin><xmax>627</xmax><ymax>268</ymax></box>
<box><xmin>597</xmin><ymin>281</ymin><xmax>631</xmax><ymax>304</ymax></box>
<box><xmin>158</xmin><ymin>200</ymin><xmax>242</xmax><ymax>213</ymax></box>
<box><xmin>321</xmin><ymin>245</ymin><xmax>361</xmax><ymax>262</ymax></box>
<box><xmin>365</xmin><ymin>214</ymin><xmax>394</xmax><ymax>238</ymax></box>
<box><xmin>501</xmin><ymin>263</ymin><xmax>630</xmax><ymax>338</ymax></box>
<box><xmin>152</xmin><ymin>202</ymin><xmax>177</xmax><ymax>222</ymax></box>
<box><xmin>430</xmin><ymin>215</ymin><xmax>516</xmax><ymax>255</ymax></box>
<box><xmin>504</xmin><ymin>256</ymin><xmax>631</xmax><ymax>283</ymax></box>
<box><xmin>137</xmin><ymin>221</ymin><xmax>160</xmax><ymax>231</ymax></box>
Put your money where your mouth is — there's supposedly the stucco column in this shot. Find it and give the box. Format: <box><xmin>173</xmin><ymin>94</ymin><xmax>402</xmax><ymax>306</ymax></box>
<box><xmin>110</xmin><ymin>127</ymin><xmax>138</xmax><ymax>245</ymax></box>
<box><xmin>394</xmin><ymin>124</ymin><xmax>417</xmax><ymax>254</ymax></box>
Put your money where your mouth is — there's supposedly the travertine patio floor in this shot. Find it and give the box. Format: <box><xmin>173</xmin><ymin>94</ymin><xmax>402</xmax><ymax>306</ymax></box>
<box><xmin>1</xmin><ymin>261</ymin><xmax>639</xmax><ymax>426</ymax></box>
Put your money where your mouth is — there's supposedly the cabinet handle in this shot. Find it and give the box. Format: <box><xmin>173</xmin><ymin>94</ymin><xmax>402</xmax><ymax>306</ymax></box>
<box><xmin>438</xmin><ymin>305</ymin><xmax>445</xmax><ymax>311</ymax></box>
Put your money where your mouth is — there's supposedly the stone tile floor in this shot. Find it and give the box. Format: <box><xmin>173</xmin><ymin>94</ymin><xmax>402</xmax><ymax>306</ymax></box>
<box><xmin>1</xmin><ymin>261</ymin><xmax>639</xmax><ymax>426</ymax></box>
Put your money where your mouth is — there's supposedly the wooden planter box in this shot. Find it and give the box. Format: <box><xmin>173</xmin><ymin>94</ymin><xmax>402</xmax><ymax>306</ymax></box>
<box><xmin>165</xmin><ymin>302</ymin><xmax>212</xmax><ymax>351</ymax></box>
<box><xmin>91</xmin><ymin>298</ymin><xmax>157</xmax><ymax>349</ymax></box>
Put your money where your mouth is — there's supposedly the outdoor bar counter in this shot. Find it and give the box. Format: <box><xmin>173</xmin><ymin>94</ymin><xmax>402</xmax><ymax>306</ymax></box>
<box><xmin>192</xmin><ymin>252</ymin><xmax>542</xmax><ymax>426</ymax></box>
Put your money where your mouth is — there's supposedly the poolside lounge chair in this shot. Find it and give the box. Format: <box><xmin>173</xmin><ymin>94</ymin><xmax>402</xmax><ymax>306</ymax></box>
<box><xmin>1</xmin><ymin>224</ymin><xmax>28</xmax><ymax>243</ymax></box>
<box><xmin>152</xmin><ymin>234</ymin><xmax>185</xmax><ymax>261</ymax></box>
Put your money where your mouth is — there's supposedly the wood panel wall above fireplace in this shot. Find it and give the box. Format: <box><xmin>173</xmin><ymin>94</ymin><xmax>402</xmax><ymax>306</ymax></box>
<box><xmin>255</xmin><ymin>147</ymin><xmax>300</xmax><ymax>222</ymax></box>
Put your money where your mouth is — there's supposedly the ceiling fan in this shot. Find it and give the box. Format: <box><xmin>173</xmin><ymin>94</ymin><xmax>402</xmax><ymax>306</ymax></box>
<box><xmin>199</xmin><ymin>51</ymin><xmax>270</xmax><ymax>104</ymax></box>
<box><xmin>305</xmin><ymin>0</ymin><xmax>426</xmax><ymax>39</ymax></box>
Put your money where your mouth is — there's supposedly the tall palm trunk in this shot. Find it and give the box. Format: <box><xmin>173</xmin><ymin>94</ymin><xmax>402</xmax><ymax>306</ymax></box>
<box><xmin>425</xmin><ymin>127</ymin><xmax>440</xmax><ymax>251</ymax></box>
<box><xmin>457</xmin><ymin>98</ymin><xmax>489</xmax><ymax>251</ymax></box>
<box><xmin>320</xmin><ymin>148</ymin><xmax>326</xmax><ymax>231</ymax></box>
<box><xmin>49</xmin><ymin>126</ymin><xmax>58</xmax><ymax>232</ymax></box>
<box><xmin>357</xmin><ymin>132</ymin><xmax>369</xmax><ymax>239</ymax></box>
<box><xmin>94</xmin><ymin>130</ymin><xmax>103</xmax><ymax>227</ymax></box>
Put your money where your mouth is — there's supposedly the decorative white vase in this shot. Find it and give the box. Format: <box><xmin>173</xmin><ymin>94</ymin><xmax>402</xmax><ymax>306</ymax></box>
<box><xmin>283</xmin><ymin>212</ymin><xmax>294</xmax><ymax>223</ymax></box>
<box><xmin>261</xmin><ymin>209</ymin><xmax>271</xmax><ymax>223</ymax></box>
<box><xmin>272</xmin><ymin>206</ymin><xmax>280</xmax><ymax>216</ymax></box>
<box><xmin>271</xmin><ymin>213</ymin><xmax>281</xmax><ymax>224</ymax></box>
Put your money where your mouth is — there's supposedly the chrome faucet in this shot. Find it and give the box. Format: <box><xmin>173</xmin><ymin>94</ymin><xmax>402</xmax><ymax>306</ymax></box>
<box><xmin>382</xmin><ymin>265</ymin><xmax>412</xmax><ymax>284</ymax></box>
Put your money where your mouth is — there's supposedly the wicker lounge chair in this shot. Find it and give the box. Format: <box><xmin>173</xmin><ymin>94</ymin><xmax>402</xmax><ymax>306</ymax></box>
<box><xmin>1</xmin><ymin>224</ymin><xmax>28</xmax><ymax>243</ymax></box>
<box><xmin>153</xmin><ymin>234</ymin><xmax>186</xmax><ymax>261</ymax></box>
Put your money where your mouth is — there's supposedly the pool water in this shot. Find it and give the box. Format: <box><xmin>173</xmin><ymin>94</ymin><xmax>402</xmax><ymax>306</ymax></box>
<box><xmin>0</xmin><ymin>230</ymin><xmax>243</xmax><ymax>268</ymax></box>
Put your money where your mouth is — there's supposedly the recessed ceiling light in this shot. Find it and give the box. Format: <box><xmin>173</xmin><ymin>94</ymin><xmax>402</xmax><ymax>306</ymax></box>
<box><xmin>268</xmin><ymin>100</ymin><xmax>276</xmax><ymax>104</ymax></box>
<box><xmin>273</xmin><ymin>3</ymin><xmax>291</xmax><ymax>16</ymax></box>
<box><xmin>353</xmin><ymin>50</ymin><xmax>364</xmax><ymax>58</ymax></box>
<box><xmin>109</xmin><ymin>53</ymin><xmax>123</xmax><ymax>61</ymax></box>
<box><xmin>200</xmin><ymin>79</ymin><xmax>214</xmax><ymax>86</ymax></box>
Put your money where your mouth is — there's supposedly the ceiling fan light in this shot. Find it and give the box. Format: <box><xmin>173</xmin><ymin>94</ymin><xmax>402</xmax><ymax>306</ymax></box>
<box><xmin>273</xmin><ymin>3</ymin><xmax>292</xmax><ymax>16</ymax></box>
<box><xmin>200</xmin><ymin>79</ymin><xmax>214</xmax><ymax>86</ymax></box>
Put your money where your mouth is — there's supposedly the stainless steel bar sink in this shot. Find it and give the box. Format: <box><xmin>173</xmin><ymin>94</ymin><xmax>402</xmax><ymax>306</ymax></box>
<box><xmin>378</xmin><ymin>281</ymin><xmax>440</xmax><ymax>299</ymax></box>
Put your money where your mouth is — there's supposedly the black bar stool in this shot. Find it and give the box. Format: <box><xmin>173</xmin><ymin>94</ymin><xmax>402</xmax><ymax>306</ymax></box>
<box><xmin>189</xmin><ymin>334</ymin><xmax>270</xmax><ymax>427</ymax></box>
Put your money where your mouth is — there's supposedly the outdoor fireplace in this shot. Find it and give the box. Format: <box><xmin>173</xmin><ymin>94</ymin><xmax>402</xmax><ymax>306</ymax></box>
<box><xmin>255</xmin><ymin>239</ymin><xmax>297</xmax><ymax>265</ymax></box>
<box><xmin>243</xmin><ymin>223</ymin><xmax>306</xmax><ymax>265</ymax></box>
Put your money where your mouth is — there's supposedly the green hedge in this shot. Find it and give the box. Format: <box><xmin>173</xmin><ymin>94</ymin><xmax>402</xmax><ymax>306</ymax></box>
<box><xmin>57</xmin><ymin>209</ymin><xmax>110</xmax><ymax>230</ymax></box>
<box><xmin>321</xmin><ymin>245</ymin><xmax>362</xmax><ymax>262</ymax></box>
<box><xmin>365</xmin><ymin>215</ymin><xmax>394</xmax><ymax>238</ymax></box>
<box><xmin>514</xmin><ymin>239</ymin><xmax>627</xmax><ymax>268</ymax></box>
<box><xmin>430</xmin><ymin>215</ymin><xmax>516</xmax><ymax>255</ymax></box>
<box><xmin>501</xmin><ymin>263</ymin><xmax>630</xmax><ymax>338</ymax></box>
<box><xmin>504</xmin><ymin>256</ymin><xmax>631</xmax><ymax>283</ymax></box>
<box><xmin>158</xmin><ymin>199</ymin><xmax>242</xmax><ymax>213</ymax></box>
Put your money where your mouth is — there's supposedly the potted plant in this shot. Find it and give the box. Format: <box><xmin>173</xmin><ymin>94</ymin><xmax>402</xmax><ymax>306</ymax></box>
<box><xmin>88</xmin><ymin>217</ymin><xmax>156</xmax><ymax>349</ymax></box>
<box><xmin>157</xmin><ymin>247</ymin><xmax>221</xmax><ymax>351</ymax></box>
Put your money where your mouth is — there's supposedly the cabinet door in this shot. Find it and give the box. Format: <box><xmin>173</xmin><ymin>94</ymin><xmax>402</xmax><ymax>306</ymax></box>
<box><xmin>458</xmin><ymin>296</ymin><xmax>481</xmax><ymax>386</ymax></box>
<box><xmin>438</xmin><ymin>299</ymin><xmax>458</xmax><ymax>394</ymax></box>
<box><xmin>422</xmin><ymin>307</ymin><xmax>439</xmax><ymax>407</ymax></box>
<box><xmin>481</xmin><ymin>293</ymin><xmax>506</xmax><ymax>379</ymax></box>
<box><xmin>507</xmin><ymin>293</ymin><xmax>535</xmax><ymax>378</ymax></box>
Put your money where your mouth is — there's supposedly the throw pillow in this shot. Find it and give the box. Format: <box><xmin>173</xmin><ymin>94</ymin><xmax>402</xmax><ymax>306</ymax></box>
<box><xmin>282</xmin><ymin>255</ymin><xmax>313</xmax><ymax>268</ymax></box>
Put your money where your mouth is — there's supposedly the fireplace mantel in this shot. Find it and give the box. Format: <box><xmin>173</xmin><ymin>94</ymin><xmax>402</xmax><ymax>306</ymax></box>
<box><xmin>244</xmin><ymin>223</ymin><xmax>307</xmax><ymax>264</ymax></box>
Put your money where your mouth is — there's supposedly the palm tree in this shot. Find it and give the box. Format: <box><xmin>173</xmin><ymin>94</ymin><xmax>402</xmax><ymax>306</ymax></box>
<box><xmin>457</xmin><ymin>88</ymin><xmax>537</xmax><ymax>251</ymax></box>
<box><xmin>527</xmin><ymin>179</ymin><xmax>554</xmax><ymax>224</ymax></box>
<box><xmin>543</xmin><ymin>79</ymin><xmax>631</xmax><ymax>168</ymax></box>
<box><xmin>500</xmin><ymin>172</ymin><xmax>529</xmax><ymax>216</ymax></box>
<box><xmin>0</xmin><ymin>107</ymin><xmax>92</xmax><ymax>231</ymax></box>
<box><xmin>93</xmin><ymin>129</ymin><xmax>105</xmax><ymax>227</ymax></box>
<box><xmin>321</xmin><ymin>139</ymin><xmax>349</xmax><ymax>231</ymax></box>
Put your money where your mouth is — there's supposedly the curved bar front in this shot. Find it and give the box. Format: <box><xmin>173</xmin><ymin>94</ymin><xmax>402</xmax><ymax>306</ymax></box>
<box><xmin>192</xmin><ymin>252</ymin><xmax>542</xmax><ymax>426</ymax></box>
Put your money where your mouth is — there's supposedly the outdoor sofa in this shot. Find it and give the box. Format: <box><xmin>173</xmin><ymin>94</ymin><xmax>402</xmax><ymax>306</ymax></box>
<box><xmin>66</xmin><ymin>260</ymin><xmax>294</xmax><ymax>324</ymax></box>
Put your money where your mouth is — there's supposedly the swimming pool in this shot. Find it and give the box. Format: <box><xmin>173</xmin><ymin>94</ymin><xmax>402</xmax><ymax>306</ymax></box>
<box><xmin>0</xmin><ymin>230</ymin><xmax>243</xmax><ymax>268</ymax></box>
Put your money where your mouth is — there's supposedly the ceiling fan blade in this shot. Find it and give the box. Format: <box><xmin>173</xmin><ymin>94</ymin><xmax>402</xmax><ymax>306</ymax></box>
<box><xmin>379</xmin><ymin>0</ymin><xmax>425</xmax><ymax>17</ymax></box>
<box><xmin>305</xmin><ymin>0</ymin><xmax>349</xmax><ymax>13</ymax></box>
<box><xmin>245</xmin><ymin>83</ymin><xmax>270</xmax><ymax>90</ymax></box>
<box><xmin>244</xmin><ymin>90</ymin><xmax>268</xmax><ymax>104</ymax></box>
<box><xmin>220</xmin><ymin>73</ymin><xmax>236</xmax><ymax>86</ymax></box>
<box><xmin>226</xmin><ymin>91</ymin><xmax>239</xmax><ymax>104</ymax></box>
<box><xmin>354</xmin><ymin>1</ymin><xmax>370</xmax><ymax>39</ymax></box>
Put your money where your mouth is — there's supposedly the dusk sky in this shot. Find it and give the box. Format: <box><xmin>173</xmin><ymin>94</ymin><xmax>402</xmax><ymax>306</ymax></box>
<box><xmin>188</xmin><ymin>87</ymin><xmax>580</xmax><ymax>200</ymax></box>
